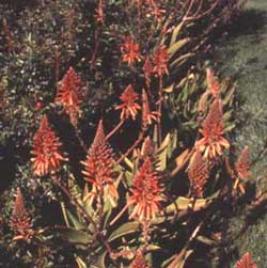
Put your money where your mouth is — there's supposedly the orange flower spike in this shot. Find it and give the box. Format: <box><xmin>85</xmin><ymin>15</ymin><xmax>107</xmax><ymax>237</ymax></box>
<box><xmin>10</xmin><ymin>188</ymin><xmax>33</xmax><ymax>241</ymax></box>
<box><xmin>130</xmin><ymin>250</ymin><xmax>150</xmax><ymax>268</ymax></box>
<box><xmin>196</xmin><ymin>99</ymin><xmax>230</xmax><ymax>159</ymax></box>
<box><xmin>235</xmin><ymin>252</ymin><xmax>257</xmax><ymax>268</ymax></box>
<box><xmin>152</xmin><ymin>46</ymin><xmax>169</xmax><ymax>77</ymax></box>
<box><xmin>188</xmin><ymin>151</ymin><xmax>209</xmax><ymax>197</ymax></box>
<box><xmin>55</xmin><ymin>66</ymin><xmax>82</xmax><ymax>125</ymax></box>
<box><xmin>121</xmin><ymin>36</ymin><xmax>142</xmax><ymax>65</ymax></box>
<box><xmin>31</xmin><ymin>116</ymin><xmax>66</xmax><ymax>176</ymax></box>
<box><xmin>142</xmin><ymin>88</ymin><xmax>159</xmax><ymax>128</ymax></box>
<box><xmin>81</xmin><ymin>120</ymin><xmax>118</xmax><ymax>206</ymax></box>
<box><xmin>128</xmin><ymin>157</ymin><xmax>164</xmax><ymax>221</ymax></box>
<box><xmin>235</xmin><ymin>146</ymin><xmax>251</xmax><ymax>180</ymax></box>
<box><xmin>206</xmin><ymin>68</ymin><xmax>220</xmax><ymax>98</ymax></box>
<box><xmin>116</xmin><ymin>84</ymin><xmax>141</xmax><ymax>121</ymax></box>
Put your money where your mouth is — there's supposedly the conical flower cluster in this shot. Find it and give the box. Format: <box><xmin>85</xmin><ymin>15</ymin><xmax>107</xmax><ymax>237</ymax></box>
<box><xmin>196</xmin><ymin>99</ymin><xmax>230</xmax><ymax>159</ymax></box>
<box><xmin>121</xmin><ymin>36</ymin><xmax>142</xmax><ymax>65</ymax></box>
<box><xmin>10</xmin><ymin>188</ymin><xmax>33</xmax><ymax>240</ymax></box>
<box><xmin>116</xmin><ymin>84</ymin><xmax>141</xmax><ymax>120</ymax></box>
<box><xmin>152</xmin><ymin>46</ymin><xmax>168</xmax><ymax>77</ymax></box>
<box><xmin>235</xmin><ymin>146</ymin><xmax>251</xmax><ymax>180</ymax></box>
<box><xmin>128</xmin><ymin>157</ymin><xmax>164</xmax><ymax>221</ymax></box>
<box><xmin>188</xmin><ymin>151</ymin><xmax>209</xmax><ymax>197</ymax></box>
<box><xmin>81</xmin><ymin>120</ymin><xmax>118</xmax><ymax>206</ymax></box>
<box><xmin>235</xmin><ymin>252</ymin><xmax>257</xmax><ymax>268</ymax></box>
<box><xmin>55</xmin><ymin>66</ymin><xmax>82</xmax><ymax>125</ymax></box>
<box><xmin>31</xmin><ymin>116</ymin><xmax>66</xmax><ymax>176</ymax></box>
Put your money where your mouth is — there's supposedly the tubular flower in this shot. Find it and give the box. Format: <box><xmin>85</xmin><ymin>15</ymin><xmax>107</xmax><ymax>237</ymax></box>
<box><xmin>152</xmin><ymin>46</ymin><xmax>169</xmax><ymax>77</ymax></box>
<box><xmin>142</xmin><ymin>88</ymin><xmax>159</xmax><ymax>128</ymax></box>
<box><xmin>235</xmin><ymin>146</ymin><xmax>251</xmax><ymax>180</ymax></box>
<box><xmin>10</xmin><ymin>188</ymin><xmax>33</xmax><ymax>241</ymax></box>
<box><xmin>235</xmin><ymin>252</ymin><xmax>257</xmax><ymax>268</ymax></box>
<box><xmin>130</xmin><ymin>250</ymin><xmax>150</xmax><ymax>268</ymax></box>
<box><xmin>206</xmin><ymin>68</ymin><xmax>220</xmax><ymax>98</ymax></box>
<box><xmin>31</xmin><ymin>116</ymin><xmax>66</xmax><ymax>176</ymax></box>
<box><xmin>121</xmin><ymin>36</ymin><xmax>142</xmax><ymax>65</ymax></box>
<box><xmin>81</xmin><ymin>120</ymin><xmax>118</xmax><ymax>207</ymax></box>
<box><xmin>188</xmin><ymin>150</ymin><xmax>209</xmax><ymax>197</ymax></box>
<box><xmin>55</xmin><ymin>66</ymin><xmax>82</xmax><ymax>126</ymax></box>
<box><xmin>116</xmin><ymin>84</ymin><xmax>141</xmax><ymax>120</ymax></box>
<box><xmin>195</xmin><ymin>99</ymin><xmax>230</xmax><ymax>159</ymax></box>
<box><xmin>128</xmin><ymin>157</ymin><xmax>164</xmax><ymax>221</ymax></box>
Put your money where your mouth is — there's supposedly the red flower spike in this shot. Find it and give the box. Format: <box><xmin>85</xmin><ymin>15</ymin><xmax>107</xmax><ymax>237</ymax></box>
<box><xmin>10</xmin><ymin>188</ymin><xmax>33</xmax><ymax>240</ymax></box>
<box><xmin>235</xmin><ymin>252</ymin><xmax>257</xmax><ymax>268</ymax></box>
<box><xmin>142</xmin><ymin>88</ymin><xmax>159</xmax><ymax>128</ymax></box>
<box><xmin>130</xmin><ymin>250</ymin><xmax>150</xmax><ymax>268</ymax></box>
<box><xmin>55</xmin><ymin>66</ymin><xmax>82</xmax><ymax>126</ymax></box>
<box><xmin>152</xmin><ymin>46</ymin><xmax>169</xmax><ymax>77</ymax></box>
<box><xmin>141</xmin><ymin>136</ymin><xmax>155</xmax><ymax>157</ymax></box>
<box><xmin>206</xmin><ymin>68</ymin><xmax>220</xmax><ymax>98</ymax></box>
<box><xmin>196</xmin><ymin>99</ymin><xmax>230</xmax><ymax>159</ymax></box>
<box><xmin>188</xmin><ymin>151</ymin><xmax>209</xmax><ymax>197</ymax></box>
<box><xmin>235</xmin><ymin>146</ymin><xmax>251</xmax><ymax>180</ymax></box>
<box><xmin>31</xmin><ymin>116</ymin><xmax>66</xmax><ymax>176</ymax></box>
<box><xmin>128</xmin><ymin>157</ymin><xmax>164</xmax><ymax>221</ymax></box>
<box><xmin>81</xmin><ymin>120</ymin><xmax>118</xmax><ymax>206</ymax></box>
<box><xmin>121</xmin><ymin>36</ymin><xmax>142</xmax><ymax>65</ymax></box>
<box><xmin>116</xmin><ymin>84</ymin><xmax>141</xmax><ymax>121</ymax></box>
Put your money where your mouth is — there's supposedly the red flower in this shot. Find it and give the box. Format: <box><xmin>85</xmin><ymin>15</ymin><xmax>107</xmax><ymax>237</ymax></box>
<box><xmin>235</xmin><ymin>252</ymin><xmax>257</xmax><ymax>268</ymax></box>
<box><xmin>10</xmin><ymin>188</ymin><xmax>33</xmax><ymax>241</ymax></box>
<box><xmin>206</xmin><ymin>68</ymin><xmax>220</xmax><ymax>98</ymax></box>
<box><xmin>81</xmin><ymin>120</ymin><xmax>118</xmax><ymax>207</ymax></box>
<box><xmin>188</xmin><ymin>150</ymin><xmax>209</xmax><ymax>197</ymax></box>
<box><xmin>130</xmin><ymin>250</ymin><xmax>150</xmax><ymax>268</ymax></box>
<box><xmin>142</xmin><ymin>88</ymin><xmax>159</xmax><ymax>128</ymax></box>
<box><xmin>55</xmin><ymin>66</ymin><xmax>82</xmax><ymax>126</ymax></box>
<box><xmin>195</xmin><ymin>99</ymin><xmax>230</xmax><ymax>159</ymax></box>
<box><xmin>121</xmin><ymin>36</ymin><xmax>142</xmax><ymax>65</ymax></box>
<box><xmin>116</xmin><ymin>84</ymin><xmax>141</xmax><ymax>120</ymax></box>
<box><xmin>128</xmin><ymin>157</ymin><xmax>164</xmax><ymax>221</ymax></box>
<box><xmin>235</xmin><ymin>146</ymin><xmax>251</xmax><ymax>180</ymax></box>
<box><xmin>152</xmin><ymin>46</ymin><xmax>169</xmax><ymax>77</ymax></box>
<box><xmin>31</xmin><ymin>116</ymin><xmax>66</xmax><ymax>176</ymax></box>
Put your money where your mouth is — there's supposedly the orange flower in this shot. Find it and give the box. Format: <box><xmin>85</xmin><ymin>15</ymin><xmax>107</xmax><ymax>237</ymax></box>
<box><xmin>31</xmin><ymin>116</ymin><xmax>66</xmax><ymax>176</ymax></box>
<box><xmin>206</xmin><ymin>68</ymin><xmax>220</xmax><ymax>98</ymax></box>
<box><xmin>130</xmin><ymin>250</ymin><xmax>150</xmax><ymax>268</ymax></box>
<box><xmin>81</xmin><ymin>120</ymin><xmax>118</xmax><ymax>207</ymax></box>
<box><xmin>116</xmin><ymin>84</ymin><xmax>141</xmax><ymax>120</ymax></box>
<box><xmin>142</xmin><ymin>88</ymin><xmax>159</xmax><ymax>128</ymax></box>
<box><xmin>235</xmin><ymin>146</ymin><xmax>251</xmax><ymax>180</ymax></box>
<box><xmin>10</xmin><ymin>188</ymin><xmax>33</xmax><ymax>241</ymax></box>
<box><xmin>195</xmin><ymin>99</ymin><xmax>230</xmax><ymax>159</ymax></box>
<box><xmin>152</xmin><ymin>46</ymin><xmax>168</xmax><ymax>77</ymax></box>
<box><xmin>235</xmin><ymin>252</ymin><xmax>257</xmax><ymax>268</ymax></box>
<box><xmin>55</xmin><ymin>66</ymin><xmax>82</xmax><ymax>126</ymax></box>
<box><xmin>121</xmin><ymin>36</ymin><xmax>142</xmax><ymax>65</ymax></box>
<box><xmin>188</xmin><ymin>150</ymin><xmax>209</xmax><ymax>197</ymax></box>
<box><xmin>128</xmin><ymin>157</ymin><xmax>164</xmax><ymax>221</ymax></box>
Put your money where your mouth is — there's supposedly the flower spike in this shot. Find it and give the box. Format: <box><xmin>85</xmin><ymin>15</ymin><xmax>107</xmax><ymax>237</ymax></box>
<box><xmin>121</xmin><ymin>36</ymin><xmax>142</xmax><ymax>65</ymax></box>
<box><xmin>31</xmin><ymin>115</ymin><xmax>66</xmax><ymax>176</ymax></box>
<box><xmin>235</xmin><ymin>252</ymin><xmax>257</xmax><ymax>268</ymax></box>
